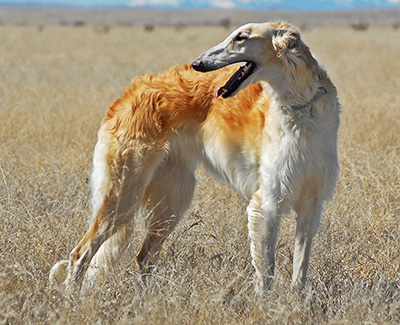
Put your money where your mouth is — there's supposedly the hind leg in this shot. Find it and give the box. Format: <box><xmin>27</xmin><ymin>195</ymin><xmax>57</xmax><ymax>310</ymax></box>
<box><xmin>83</xmin><ymin>222</ymin><xmax>134</xmax><ymax>287</ymax></box>
<box><xmin>137</xmin><ymin>158</ymin><xmax>197</xmax><ymax>274</ymax></box>
<box><xmin>49</xmin><ymin>226</ymin><xmax>133</xmax><ymax>289</ymax></box>
<box><xmin>66</xmin><ymin>143</ymin><xmax>165</xmax><ymax>291</ymax></box>
<box><xmin>80</xmin><ymin>133</ymin><xmax>134</xmax><ymax>287</ymax></box>
<box><xmin>83</xmin><ymin>135</ymin><xmax>137</xmax><ymax>286</ymax></box>
<box><xmin>50</xmin><ymin>132</ymin><xmax>166</xmax><ymax>291</ymax></box>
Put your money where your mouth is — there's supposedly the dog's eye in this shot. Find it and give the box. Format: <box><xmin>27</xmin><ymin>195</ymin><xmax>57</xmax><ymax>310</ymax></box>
<box><xmin>234</xmin><ymin>32</ymin><xmax>248</xmax><ymax>42</ymax></box>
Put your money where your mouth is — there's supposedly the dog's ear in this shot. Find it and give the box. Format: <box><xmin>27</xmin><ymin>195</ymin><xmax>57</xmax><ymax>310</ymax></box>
<box><xmin>273</xmin><ymin>27</ymin><xmax>300</xmax><ymax>57</ymax></box>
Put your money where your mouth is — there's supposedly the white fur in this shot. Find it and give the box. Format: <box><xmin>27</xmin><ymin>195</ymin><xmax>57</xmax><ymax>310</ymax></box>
<box><xmin>50</xmin><ymin>21</ymin><xmax>340</xmax><ymax>294</ymax></box>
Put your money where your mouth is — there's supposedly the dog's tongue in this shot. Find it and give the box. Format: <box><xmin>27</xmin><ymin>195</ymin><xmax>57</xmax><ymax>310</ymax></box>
<box><xmin>215</xmin><ymin>62</ymin><xmax>254</xmax><ymax>98</ymax></box>
<box><xmin>215</xmin><ymin>67</ymin><xmax>244</xmax><ymax>98</ymax></box>
<box><xmin>216</xmin><ymin>87</ymin><xmax>225</xmax><ymax>98</ymax></box>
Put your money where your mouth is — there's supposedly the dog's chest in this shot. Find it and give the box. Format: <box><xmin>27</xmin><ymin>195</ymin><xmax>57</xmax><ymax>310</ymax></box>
<box><xmin>261</xmin><ymin>113</ymin><xmax>338</xmax><ymax>203</ymax></box>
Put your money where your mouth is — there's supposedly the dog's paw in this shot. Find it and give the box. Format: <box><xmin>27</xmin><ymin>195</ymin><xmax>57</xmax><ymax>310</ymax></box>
<box><xmin>49</xmin><ymin>260</ymin><xmax>69</xmax><ymax>288</ymax></box>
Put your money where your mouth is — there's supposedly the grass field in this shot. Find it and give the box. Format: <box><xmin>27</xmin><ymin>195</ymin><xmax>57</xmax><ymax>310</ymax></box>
<box><xmin>0</xmin><ymin>23</ymin><xmax>399</xmax><ymax>323</ymax></box>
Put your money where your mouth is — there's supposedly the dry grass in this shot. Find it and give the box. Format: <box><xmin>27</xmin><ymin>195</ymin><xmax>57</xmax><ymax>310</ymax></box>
<box><xmin>0</xmin><ymin>24</ymin><xmax>399</xmax><ymax>323</ymax></box>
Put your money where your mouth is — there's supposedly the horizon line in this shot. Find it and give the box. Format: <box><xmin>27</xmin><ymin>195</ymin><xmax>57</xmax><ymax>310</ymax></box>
<box><xmin>1</xmin><ymin>4</ymin><xmax>400</xmax><ymax>12</ymax></box>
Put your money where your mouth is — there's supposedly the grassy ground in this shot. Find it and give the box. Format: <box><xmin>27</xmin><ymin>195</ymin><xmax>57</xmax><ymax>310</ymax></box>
<box><xmin>0</xmin><ymin>24</ymin><xmax>399</xmax><ymax>323</ymax></box>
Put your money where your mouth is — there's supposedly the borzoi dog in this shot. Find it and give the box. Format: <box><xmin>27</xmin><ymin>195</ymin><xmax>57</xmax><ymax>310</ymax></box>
<box><xmin>50</xmin><ymin>21</ymin><xmax>340</xmax><ymax>294</ymax></box>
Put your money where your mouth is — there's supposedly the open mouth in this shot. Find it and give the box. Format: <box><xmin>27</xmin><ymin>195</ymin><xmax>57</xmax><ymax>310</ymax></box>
<box><xmin>216</xmin><ymin>62</ymin><xmax>255</xmax><ymax>98</ymax></box>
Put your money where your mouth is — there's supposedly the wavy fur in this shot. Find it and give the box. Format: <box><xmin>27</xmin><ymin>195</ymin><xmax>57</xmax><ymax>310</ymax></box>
<box><xmin>50</xmin><ymin>21</ymin><xmax>340</xmax><ymax>294</ymax></box>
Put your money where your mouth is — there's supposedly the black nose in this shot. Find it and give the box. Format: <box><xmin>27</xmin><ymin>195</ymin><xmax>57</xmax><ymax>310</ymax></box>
<box><xmin>191</xmin><ymin>59</ymin><xmax>205</xmax><ymax>72</ymax></box>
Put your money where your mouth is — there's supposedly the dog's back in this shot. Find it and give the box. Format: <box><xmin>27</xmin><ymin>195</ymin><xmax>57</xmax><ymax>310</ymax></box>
<box><xmin>50</xmin><ymin>22</ymin><xmax>339</xmax><ymax>295</ymax></box>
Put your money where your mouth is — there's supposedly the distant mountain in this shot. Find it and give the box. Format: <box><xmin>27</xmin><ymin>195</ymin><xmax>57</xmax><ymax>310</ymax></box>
<box><xmin>1</xmin><ymin>0</ymin><xmax>400</xmax><ymax>11</ymax></box>
<box><xmin>2</xmin><ymin>6</ymin><xmax>400</xmax><ymax>28</ymax></box>
<box><xmin>129</xmin><ymin>0</ymin><xmax>400</xmax><ymax>11</ymax></box>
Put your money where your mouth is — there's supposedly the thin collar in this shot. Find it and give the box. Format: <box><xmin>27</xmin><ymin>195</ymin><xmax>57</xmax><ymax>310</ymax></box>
<box><xmin>281</xmin><ymin>73</ymin><xmax>327</xmax><ymax>111</ymax></box>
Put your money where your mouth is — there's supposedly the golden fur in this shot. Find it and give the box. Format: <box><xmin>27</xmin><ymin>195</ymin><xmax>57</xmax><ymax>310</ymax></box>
<box><xmin>50</xmin><ymin>21</ymin><xmax>340</xmax><ymax>294</ymax></box>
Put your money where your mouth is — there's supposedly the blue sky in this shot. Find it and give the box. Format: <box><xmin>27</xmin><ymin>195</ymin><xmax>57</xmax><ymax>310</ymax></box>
<box><xmin>1</xmin><ymin>0</ymin><xmax>400</xmax><ymax>10</ymax></box>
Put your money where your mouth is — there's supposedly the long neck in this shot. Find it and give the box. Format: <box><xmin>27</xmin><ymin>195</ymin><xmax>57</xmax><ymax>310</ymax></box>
<box><xmin>269</xmin><ymin>41</ymin><xmax>324</xmax><ymax>109</ymax></box>
<box><xmin>263</xmin><ymin>68</ymin><xmax>339</xmax><ymax>138</ymax></box>
<box><xmin>270</xmin><ymin>67</ymin><xmax>322</xmax><ymax>109</ymax></box>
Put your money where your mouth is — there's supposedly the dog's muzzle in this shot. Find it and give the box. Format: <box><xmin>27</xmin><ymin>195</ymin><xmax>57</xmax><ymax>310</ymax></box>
<box><xmin>191</xmin><ymin>59</ymin><xmax>207</xmax><ymax>72</ymax></box>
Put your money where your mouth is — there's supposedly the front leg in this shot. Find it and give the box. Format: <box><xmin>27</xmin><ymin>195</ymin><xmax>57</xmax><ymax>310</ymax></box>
<box><xmin>292</xmin><ymin>197</ymin><xmax>323</xmax><ymax>288</ymax></box>
<box><xmin>246</xmin><ymin>189</ymin><xmax>281</xmax><ymax>294</ymax></box>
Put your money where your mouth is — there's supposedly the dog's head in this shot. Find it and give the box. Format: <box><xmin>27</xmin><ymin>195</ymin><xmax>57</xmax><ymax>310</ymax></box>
<box><xmin>192</xmin><ymin>21</ymin><xmax>318</xmax><ymax>99</ymax></box>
